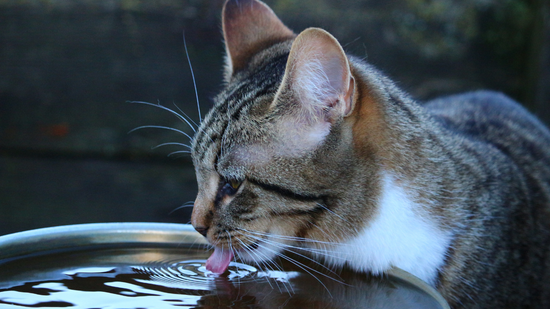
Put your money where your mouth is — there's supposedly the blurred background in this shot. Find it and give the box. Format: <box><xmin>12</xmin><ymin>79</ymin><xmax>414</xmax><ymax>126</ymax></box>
<box><xmin>0</xmin><ymin>0</ymin><xmax>548</xmax><ymax>236</ymax></box>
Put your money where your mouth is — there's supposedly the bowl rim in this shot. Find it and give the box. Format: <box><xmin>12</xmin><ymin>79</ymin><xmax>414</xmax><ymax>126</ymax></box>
<box><xmin>0</xmin><ymin>222</ymin><xmax>449</xmax><ymax>308</ymax></box>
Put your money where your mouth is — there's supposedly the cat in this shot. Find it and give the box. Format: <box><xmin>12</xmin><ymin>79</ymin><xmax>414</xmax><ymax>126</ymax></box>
<box><xmin>189</xmin><ymin>0</ymin><xmax>550</xmax><ymax>308</ymax></box>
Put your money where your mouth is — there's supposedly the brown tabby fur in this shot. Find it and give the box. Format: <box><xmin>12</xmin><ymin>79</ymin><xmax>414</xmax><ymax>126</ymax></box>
<box><xmin>190</xmin><ymin>0</ymin><xmax>550</xmax><ymax>308</ymax></box>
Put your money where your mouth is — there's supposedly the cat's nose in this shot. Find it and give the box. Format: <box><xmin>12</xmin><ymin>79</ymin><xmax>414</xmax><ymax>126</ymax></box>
<box><xmin>191</xmin><ymin>197</ymin><xmax>213</xmax><ymax>238</ymax></box>
<box><xmin>194</xmin><ymin>226</ymin><xmax>209</xmax><ymax>237</ymax></box>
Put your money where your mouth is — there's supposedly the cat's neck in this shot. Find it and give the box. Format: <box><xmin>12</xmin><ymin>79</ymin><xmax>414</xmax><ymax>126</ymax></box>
<box><xmin>346</xmin><ymin>59</ymin><xmax>480</xmax><ymax>231</ymax></box>
<box><xmin>320</xmin><ymin>172</ymin><xmax>453</xmax><ymax>286</ymax></box>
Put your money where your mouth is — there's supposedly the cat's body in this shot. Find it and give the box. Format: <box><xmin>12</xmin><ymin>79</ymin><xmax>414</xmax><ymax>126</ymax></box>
<box><xmin>190</xmin><ymin>0</ymin><xmax>550</xmax><ymax>307</ymax></box>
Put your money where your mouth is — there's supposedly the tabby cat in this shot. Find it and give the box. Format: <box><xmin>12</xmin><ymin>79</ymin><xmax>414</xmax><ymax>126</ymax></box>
<box><xmin>189</xmin><ymin>0</ymin><xmax>550</xmax><ymax>307</ymax></box>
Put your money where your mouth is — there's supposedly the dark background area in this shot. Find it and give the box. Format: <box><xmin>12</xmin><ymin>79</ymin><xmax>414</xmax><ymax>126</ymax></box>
<box><xmin>1</xmin><ymin>0</ymin><xmax>549</xmax><ymax>236</ymax></box>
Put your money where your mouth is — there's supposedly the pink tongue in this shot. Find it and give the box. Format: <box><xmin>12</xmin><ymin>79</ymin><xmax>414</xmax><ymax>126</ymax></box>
<box><xmin>205</xmin><ymin>247</ymin><xmax>234</xmax><ymax>274</ymax></box>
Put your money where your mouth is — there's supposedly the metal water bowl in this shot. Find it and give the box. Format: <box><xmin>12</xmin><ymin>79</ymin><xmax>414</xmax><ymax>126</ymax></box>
<box><xmin>0</xmin><ymin>222</ymin><xmax>449</xmax><ymax>308</ymax></box>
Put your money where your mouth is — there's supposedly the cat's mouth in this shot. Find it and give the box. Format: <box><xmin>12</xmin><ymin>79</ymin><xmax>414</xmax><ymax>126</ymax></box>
<box><xmin>205</xmin><ymin>237</ymin><xmax>279</xmax><ymax>274</ymax></box>
<box><xmin>205</xmin><ymin>246</ymin><xmax>235</xmax><ymax>274</ymax></box>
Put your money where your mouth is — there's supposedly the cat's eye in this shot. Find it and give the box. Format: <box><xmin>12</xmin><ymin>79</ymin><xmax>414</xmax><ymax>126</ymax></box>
<box><xmin>229</xmin><ymin>179</ymin><xmax>241</xmax><ymax>190</ymax></box>
<box><xmin>220</xmin><ymin>179</ymin><xmax>243</xmax><ymax>196</ymax></box>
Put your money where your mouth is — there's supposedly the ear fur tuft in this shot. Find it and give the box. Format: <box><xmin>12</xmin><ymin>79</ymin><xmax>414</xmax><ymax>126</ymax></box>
<box><xmin>281</xmin><ymin>28</ymin><xmax>355</xmax><ymax>122</ymax></box>
<box><xmin>271</xmin><ymin>28</ymin><xmax>355</xmax><ymax>156</ymax></box>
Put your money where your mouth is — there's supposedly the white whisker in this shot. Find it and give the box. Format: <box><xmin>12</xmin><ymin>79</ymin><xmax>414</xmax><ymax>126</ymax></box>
<box><xmin>167</xmin><ymin>150</ymin><xmax>192</xmax><ymax>157</ymax></box>
<box><xmin>238</xmin><ymin>228</ymin><xmax>347</xmax><ymax>262</ymax></box>
<box><xmin>316</xmin><ymin>203</ymin><xmax>347</xmax><ymax>222</ymax></box>
<box><xmin>244</xmin><ymin>233</ymin><xmax>345</xmax><ymax>281</ymax></box>
<box><xmin>183</xmin><ymin>32</ymin><xmax>202</xmax><ymax>122</ymax></box>
<box><xmin>152</xmin><ymin>142</ymin><xmax>192</xmax><ymax>150</ymax></box>
<box><xmin>129</xmin><ymin>100</ymin><xmax>197</xmax><ymax>133</ymax></box>
<box><xmin>234</xmin><ymin>238</ymin><xmax>279</xmax><ymax>291</ymax></box>
<box><xmin>238</xmin><ymin>232</ymin><xmax>345</xmax><ymax>282</ymax></box>
<box><xmin>246</xmin><ymin>237</ymin><xmax>337</xmax><ymax>297</ymax></box>
<box><xmin>172</xmin><ymin>101</ymin><xmax>199</xmax><ymax>129</ymax></box>
<box><xmin>170</xmin><ymin>202</ymin><xmax>195</xmax><ymax>214</ymax></box>
<box><xmin>233</xmin><ymin>231</ymin><xmax>298</xmax><ymax>294</ymax></box>
<box><xmin>243</xmin><ymin>229</ymin><xmax>340</xmax><ymax>246</ymax></box>
<box><xmin>252</xmin><ymin>234</ymin><xmax>346</xmax><ymax>265</ymax></box>
<box><xmin>129</xmin><ymin>125</ymin><xmax>194</xmax><ymax>141</ymax></box>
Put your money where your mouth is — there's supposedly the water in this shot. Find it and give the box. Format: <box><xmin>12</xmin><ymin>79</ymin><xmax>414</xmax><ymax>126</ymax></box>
<box><xmin>0</xmin><ymin>247</ymin><xmax>444</xmax><ymax>308</ymax></box>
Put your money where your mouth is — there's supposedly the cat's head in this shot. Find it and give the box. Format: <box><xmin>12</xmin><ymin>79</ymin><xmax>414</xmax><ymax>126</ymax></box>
<box><xmin>190</xmin><ymin>0</ymin><xmax>381</xmax><ymax>271</ymax></box>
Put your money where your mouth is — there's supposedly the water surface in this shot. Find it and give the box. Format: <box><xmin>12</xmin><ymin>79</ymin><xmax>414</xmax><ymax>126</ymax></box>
<box><xmin>0</xmin><ymin>247</ymin><xmax>443</xmax><ymax>308</ymax></box>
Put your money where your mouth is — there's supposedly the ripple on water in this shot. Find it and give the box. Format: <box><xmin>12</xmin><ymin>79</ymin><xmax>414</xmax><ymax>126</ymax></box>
<box><xmin>0</xmin><ymin>248</ymin><xmax>446</xmax><ymax>309</ymax></box>
<box><xmin>0</xmin><ymin>258</ymin><xmax>299</xmax><ymax>308</ymax></box>
<box><xmin>133</xmin><ymin>259</ymin><xmax>299</xmax><ymax>291</ymax></box>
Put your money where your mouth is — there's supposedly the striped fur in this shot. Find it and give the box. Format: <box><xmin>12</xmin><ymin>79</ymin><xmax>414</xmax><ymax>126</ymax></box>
<box><xmin>190</xmin><ymin>0</ymin><xmax>550</xmax><ymax>308</ymax></box>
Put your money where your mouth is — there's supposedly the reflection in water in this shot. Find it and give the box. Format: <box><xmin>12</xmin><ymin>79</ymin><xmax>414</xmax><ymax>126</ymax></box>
<box><xmin>0</xmin><ymin>266</ymin><xmax>203</xmax><ymax>308</ymax></box>
<box><xmin>0</xmin><ymin>248</ymin><xmax>444</xmax><ymax>308</ymax></box>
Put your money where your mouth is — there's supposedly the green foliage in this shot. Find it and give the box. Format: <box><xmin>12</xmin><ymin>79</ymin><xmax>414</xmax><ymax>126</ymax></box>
<box><xmin>482</xmin><ymin>0</ymin><xmax>533</xmax><ymax>56</ymax></box>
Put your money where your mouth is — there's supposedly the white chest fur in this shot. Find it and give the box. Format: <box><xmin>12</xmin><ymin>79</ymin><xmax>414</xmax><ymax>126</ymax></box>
<box><xmin>321</xmin><ymin>173</ymin><xmax>451</xmax><ymax>286</ymax></box>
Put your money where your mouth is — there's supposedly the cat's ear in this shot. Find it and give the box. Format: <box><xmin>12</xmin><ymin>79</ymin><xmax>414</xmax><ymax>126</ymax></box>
<box><xmin>271</xmin><ymin>28</ymin><xmax>355</xmax><ymax>155</ymax></box>
<box><xmin>222</xmin><ymin>0</ymin><xmax>294</xmax><ymax>80</ymax></box>
<box><xmin>281</xmin><ymin>28</ymin><xmax>355</xmax><ymax>120</ymax></box>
